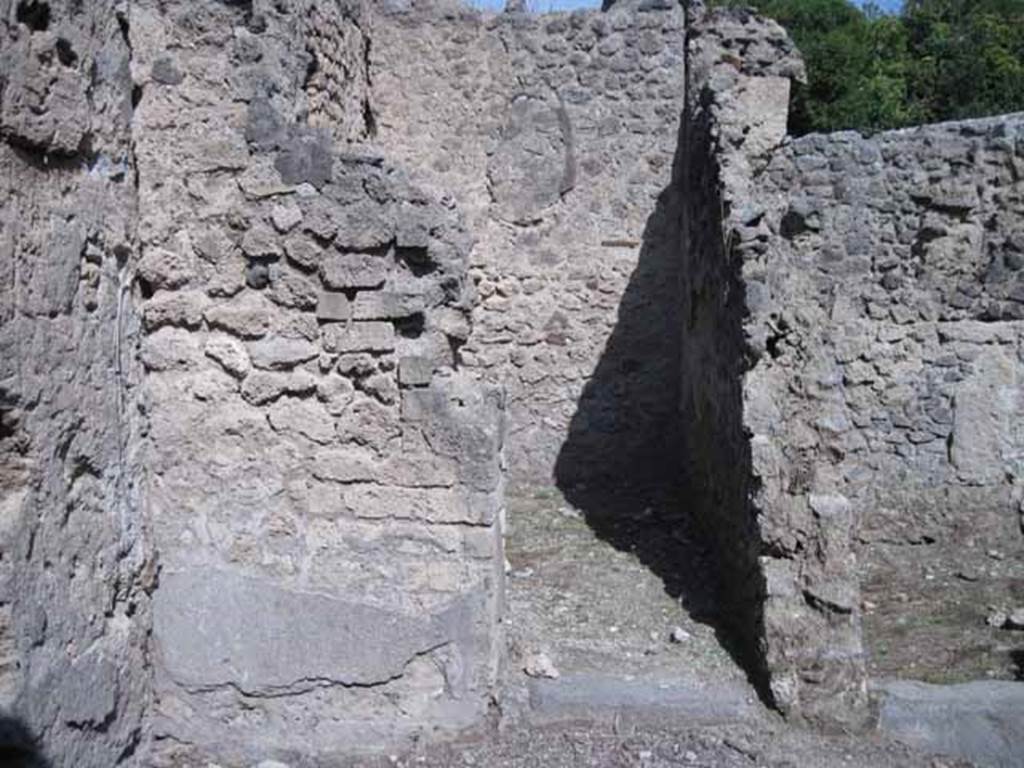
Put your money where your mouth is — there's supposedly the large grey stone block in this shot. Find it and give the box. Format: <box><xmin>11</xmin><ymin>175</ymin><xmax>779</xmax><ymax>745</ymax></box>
<box><xmin>153</xmin><ymin>569</ymin><xmax>453</xmax><ymax>695</ymax></box>
<box><xmin>877</xmin><ymin>680</ymin><xmax>1024</xmax><ymax>768</ymax></box>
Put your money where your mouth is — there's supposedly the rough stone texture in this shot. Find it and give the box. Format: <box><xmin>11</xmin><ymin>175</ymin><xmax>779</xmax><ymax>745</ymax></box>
<box><xmin>1</xmin><ymin>0</ymin><xmax>505</xmax><ymax>764</ymax></box>
<box><xmin>683</xmin><ymin>2</ymin><xmax>1024</xmax><ymax>732</ymax></box>
<box><xmin>747</xmin><ymin>113</ymin><xmax>1024</xmax><ymax>726</ymax></box>
<box><xmin>368</xmin><ymin>0</ymin><xmax>688</xmax><ymax>484</ymax></box>
<box><xmin>678</xmin><ymin>4</ymin><xmax>847</xmax><ymax>728</ymax></box>
<box><xmin>127</xmin><ymin>2</ymin><xmax>505</xmax><ymax>762</ymax></box>
<box><xmin>3</xmin><ymin>0</ymin><xmax>1024</xmax><ymax>762</ymax></box>
<box><xmin>0</xmin><ymin>1</ymin><xmax>150</xmax><ymax>766</ymax></box>
<box><xmin>877</xmin><ymin>680</ymin><xmax>1024</xmax><ymax>768</ymax></box>
<box><xmin>756</xmin><ymin>117</ymin><xmax>1024</xmax><ymax>554</ymax></box>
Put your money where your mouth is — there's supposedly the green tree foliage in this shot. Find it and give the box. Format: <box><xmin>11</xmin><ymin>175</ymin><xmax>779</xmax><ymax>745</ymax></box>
<box><xmin>710</xmin><ymin>0</ymin><xmax>1024</xmax><ymax>134</ymax></box>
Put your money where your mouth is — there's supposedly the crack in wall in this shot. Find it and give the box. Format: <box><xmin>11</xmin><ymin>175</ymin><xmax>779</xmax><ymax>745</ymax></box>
<box><xmin>177</xmin><ymin>641</ymin><xmax>454</xmax><ymax>700</ymax></box>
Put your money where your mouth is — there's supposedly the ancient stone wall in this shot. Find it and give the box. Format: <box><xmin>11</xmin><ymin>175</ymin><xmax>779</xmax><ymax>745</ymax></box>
<box><xmin>685</xmin><ymin>3</ymin><xmax>1024</xmax><ymax>730</ymax></box>
<box><xmin>0</xmin><ymin>1</ymin><xmax>150</xmax><ymax>765</ymax></box>
<box><xmin>368</xmin><ymin>0</ymin><xmax>688</xmax><ymax>485</ymax></box>
<box><xmin>748</xmin><ymin>114</ymin><xmax>1024</xmax><ymax>720</ymax></box>
<box><xmin>757</xmin><ymin>119</ymin><xmax>1024</xmax><ymax>550</ymax></box>
<box><xmin>678</xmin><ymin>5</ymin><xmax>863</xmax><ymax>727</ymax></box>
<box><xmin>127</xmin><ymin>1</ymin><xmax>505</xmax><ymax>763</ymax></box>
<box><xmin>3</xmin><ymin>0</ymin><xmax>1023</xmax><ymax>762</ymax></box>
<box><xmin>1</xmin><ymin>0</ymin><xmax>507</xmax><ymax>764</ymax></box>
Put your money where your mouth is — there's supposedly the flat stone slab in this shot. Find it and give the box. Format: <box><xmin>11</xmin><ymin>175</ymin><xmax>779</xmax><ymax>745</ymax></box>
<box><xmin>528</xmin><ymin>674</ymin><xmax>763</xmax><ymax>727</ymax></box>
<box><xmin>153</xmin><ymin>568</ymin><xmax>453</xmax><ymax>696</ymax></box>
<box><xmin>875</xmin><ymin>679</ymin><xmax>1024</xmax><ymax>768</ymax></box>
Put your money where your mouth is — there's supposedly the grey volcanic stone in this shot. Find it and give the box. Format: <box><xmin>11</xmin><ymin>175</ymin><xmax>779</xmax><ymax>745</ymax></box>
<box><xmin>322</xmin><ymin>321</ymin><xmax>396</xmax><ymax>353</ymax></box>
<box><xmin>0</xmin><ymin>2</ymin><xmax>149</xmax><ymax>765</ymax></box>
<box><xmin>528</xmin><ymin>674</ymin><xmax>762</xmax><ymax>726</ymax></box>
<box><xmin>153</xmin><ymin>569</ymin><xmax>451</xmax><ymax>694</ymax></box>
<box><xmin>877</xmin><ymin>680</ymin><xmax>1024</xmax><ymax>768</ymax></box>
<box><xmin>274</xmin><ymin>130</ymin><xmax>335</xmax><ymax>188</ymax></box>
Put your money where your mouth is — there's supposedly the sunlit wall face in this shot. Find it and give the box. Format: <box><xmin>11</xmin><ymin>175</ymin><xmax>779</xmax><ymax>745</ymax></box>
<box><xmin>466</xmin><ymin>0</ymin><xmax>601</xmax><ymax>11</ymax></box>
<box><xmin>464</xmin><ymin>0</ymin><xmax>902</xmax><ymax>11</ymax></box>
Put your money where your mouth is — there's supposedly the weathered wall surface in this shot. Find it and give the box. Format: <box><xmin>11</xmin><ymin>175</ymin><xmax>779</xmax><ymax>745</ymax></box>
<box><xmin>3</xmin><ymin>0</ymin><xmax>1022</xmax><ymax>760</ymax></box>
<box><xmin>127</xmin><ymin>1</ymin><xmax>505</xmax><ymax>763</ymax></box>
<box><xmin>368</xmin><ymin>0</ymin><xmax>687</xmax><ymax>484</ymax></box>
<box><xmin>685</xmin><ymin>4</ymin><xmax>1024</xmax><ymax>730</ymax></box>
<box><xmin>757</xmin><ymin>119</ymin><xmax>1024</xmax><ymax>550</ymax></box>
<box><xmin>749</xmin><ymin>114</ymin><xmax>1024</xmax><ymax>719</ymax></box>
<box><xmin>678</xmin><ymin>5</ymin><xmax>861</xmax><ymax>727</ymax></box>
<box><xmin>0</xmin><ymin>1</ymin><xmax>150</xmax><ymax>765</ymax></box>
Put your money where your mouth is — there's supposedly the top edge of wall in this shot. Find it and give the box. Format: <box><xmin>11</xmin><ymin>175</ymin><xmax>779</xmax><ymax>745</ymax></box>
<box><xmin>784</xmin><ymin>110</ymin><xmax>1024</xmax><ymax>147</ymax></box>
<box><xmin>374</xmin><ymin>0</ymin><xmax>682</xmax><ymax>17</ymax></box>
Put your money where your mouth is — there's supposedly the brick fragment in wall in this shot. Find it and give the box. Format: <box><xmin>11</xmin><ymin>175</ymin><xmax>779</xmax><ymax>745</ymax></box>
<box><xmin>317</xmin><ymin>290</ymin><xmax>352</xmax><ymax>321</ymax></box>
<box><xmin>322</xmin><ymin>321</ymin><xmax>396</xmax><ymax>353</ymax></box>
<box><xmin>399</xmin><ymin>356</ymin><xmax>434</xmax><ymax>387</ymax></box>
<box><xmin>321</xmin><ymin>253</ymin><xmax>390</xmax><ymax>289</ymax></box>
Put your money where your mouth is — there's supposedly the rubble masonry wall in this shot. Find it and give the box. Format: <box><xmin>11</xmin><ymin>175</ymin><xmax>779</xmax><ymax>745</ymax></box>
<box><xmin>128</xmin><ymin>1</ymin><xmax>505</xmax><ymax>763</ymax></box>
<box><xmin>368</xmin><ymin>0</ymin><xmax>688</xmax><ymax>486</ymax></box>
<box><xmin>0</xmin><ymin>0</ymin><xmax>150</xmax><ymax>765</ymax></box>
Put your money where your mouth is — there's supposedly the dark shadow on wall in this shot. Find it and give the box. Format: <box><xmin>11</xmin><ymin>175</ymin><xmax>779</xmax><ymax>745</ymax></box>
<box><xmin>1012</xmin><ymin>649</ymin><xmax>1024</xmax><ymax>681</ymax></box>
<box><xmin>0</xmin><ymin>717</ymin><xmax>49</xmax><ymax>768</ymax></box>
<box><xmin>553</xmin><ymin>102</ymin><xmax>772</xmax><ymax>705</ymax></box>
<box><xmin>552</xmin><ymin>154</ymin><xmax>684</xmax><ymax>492</ymax></box>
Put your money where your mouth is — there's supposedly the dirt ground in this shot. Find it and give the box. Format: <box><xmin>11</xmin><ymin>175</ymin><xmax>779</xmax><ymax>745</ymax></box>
<box><xmin>860</xmin><ymin>540</ymin><xmax>1024</xmax><ymax>684</ymax></box>
<box><xmin>502</xmin><ymin>483</ymin><xmax>747</xmax><ymax>691</ymax></box>
<box><xmin>365</xmin><ymin>483</ymin><xmax>970</xmax><ymax>768</ymax></box>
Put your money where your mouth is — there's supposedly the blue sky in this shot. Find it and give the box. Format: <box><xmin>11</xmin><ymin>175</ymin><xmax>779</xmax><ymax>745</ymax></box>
<box><xmin>470</xmin><ymin>0</ymin><xmax>903</xmax><ymax>11</ymax></box>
